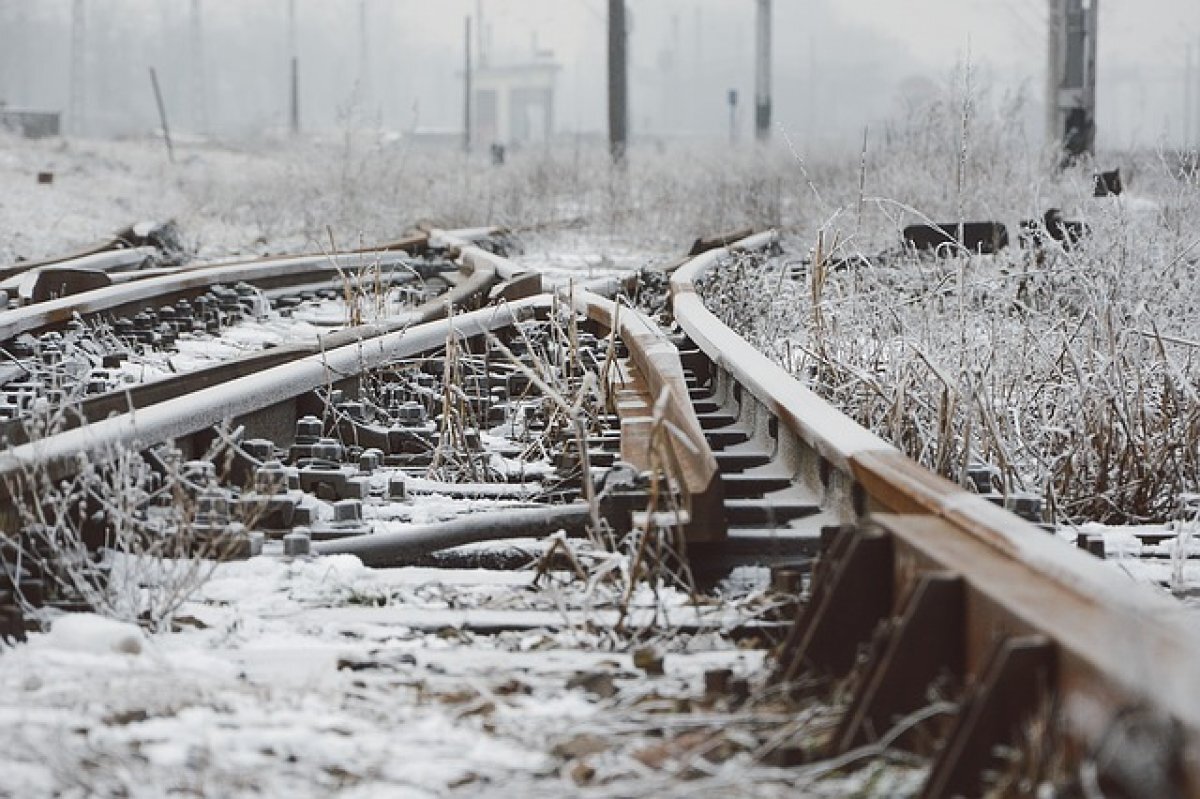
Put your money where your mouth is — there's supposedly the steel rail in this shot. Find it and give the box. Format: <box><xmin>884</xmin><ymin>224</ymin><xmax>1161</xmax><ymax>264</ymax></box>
<box><xmin>315</xmin><ymin>504</ymin><xmax>592</xmax><ymax>567</ymax></box>
<box><xmin>0</xmin><ymin>223</ymin><xmax>164</xmax><ymax>283</ymax></box>
<box><xmin>0</xmin><ymin>232</ymin><xmax>429</xmax><ymax>342</ymax></box>
<box><xmin>0</xmin><ymin>297</ymin><xmax>546</xmax><ymax>519</ymax></box>
<box><xmin>570</xmin><ymin>288</ymin><xmax>725</xmax><ymax>544</ymax></box>
<box><xmin>0</xmin><ymin>242</ymin><xmax>502</xmax><ymax>447</ymax></box>
<box><xmin>670</xmin><ymin>231</ymin><xmax>1200</xmax><ymax>795</ymax></box>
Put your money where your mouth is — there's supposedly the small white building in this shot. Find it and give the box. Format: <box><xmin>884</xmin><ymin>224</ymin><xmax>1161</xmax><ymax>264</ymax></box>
<box><xmin>472</xmin><ymin>60</ymin><xmax>560</xmax><ymax>148</ymax></box>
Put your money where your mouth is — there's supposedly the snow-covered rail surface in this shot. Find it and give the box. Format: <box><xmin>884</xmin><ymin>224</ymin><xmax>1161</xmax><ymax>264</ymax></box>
<box><xmin>0</xmin><ymin>228</ymin><xmax>509</xmax><ymax>438</ymax></box>
<box><xmin>0</xmin><ymin>227</ymin><xmax>1197</xmax><ymax>796</ymax></box>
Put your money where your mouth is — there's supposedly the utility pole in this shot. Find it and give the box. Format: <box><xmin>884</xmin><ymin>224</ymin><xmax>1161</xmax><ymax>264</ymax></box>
<box><xmin>0</xmin><ymin>1</ymin><xmax>11</xmax><ymax>104</ymax></box>
<box><xmin>608</xmin><ymin>0</ymin><xmax>628</xmax><ymax>164</ymax></box>
<box><xmin>287</xmin><ymin>0</ymin><xmax>299</xmax><ymax>134</ymax></box>
<box><xmin>463</xmin><ymin>16</ymin><xmax>472</xmax><ymax>153</ymax></box>
<box><xmin>1195</xmin><ymin>38</ymin><xmax>1200</xmax><ymax>151</ymax></box>
<box><xmin>728</xmin><ymin>89</ymin><xmax>738</xmax><ymax>145</ymax></box>
<box><xmin>69</xmin><ymin>0</ymin><xmax>86</xmax><ymax>135</ymax></box>
<box><xmin>754</xmin><ymin>0</ymin><xmax>772</xmax><ymax>142</ymax></box>
<box><xmin>1046</xmin><ymin>0</ymin><xmax>1099</xmax><ymax>158</ymax></box>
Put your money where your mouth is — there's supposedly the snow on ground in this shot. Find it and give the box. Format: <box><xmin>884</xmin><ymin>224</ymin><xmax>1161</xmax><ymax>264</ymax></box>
<box><xmin>0</xmin><ymin>133</ymin><xmax>299</xmax><ymax>263</ymax></box>
<box><xmin>0</xmin><ymin>541</ymin><xmax>806</xmax><ymax>797</ymax></box>
<box><xmin>510</xmin><ymin>230</ymin><xmax>672</xmax><ymax>288</ymax></box>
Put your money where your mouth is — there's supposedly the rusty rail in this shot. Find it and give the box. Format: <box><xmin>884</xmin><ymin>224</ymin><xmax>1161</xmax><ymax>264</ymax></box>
<box><xmin>0</xmin><ymin>232</ymin><xmax>429</xmax><ymax>342</ymax></box>
<box><xmin>671</xmin><ymin>231</ymin><xmax>1200</xmax><ymax>796</ymax></box>
<box><xmin>0</xmin><ymin>297</ymin><xmax>544</xmax><ymax>523</ymax></box>
<box><xmin>6</xmin><ymin>222</ymin><xmax>1199</xmax><ymax>793</ymax></box>
<box><xmin>572</xmin><ymin>289</ymin><xmax>725</xmax><ymax>544</ymax></box>
<box><xmin>0</xmin><ymin>239</ymin><xmax>501</xmax><ymax>448</ymax></box>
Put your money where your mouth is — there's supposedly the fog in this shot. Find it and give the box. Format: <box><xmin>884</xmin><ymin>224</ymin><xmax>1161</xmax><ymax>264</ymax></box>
<box><xmin>0</xmin><ymin>0</ymin><xmax>1197</xmax><ymax>151</ymax></box>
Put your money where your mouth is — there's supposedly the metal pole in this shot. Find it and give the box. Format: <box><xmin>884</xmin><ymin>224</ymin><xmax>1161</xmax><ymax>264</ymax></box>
<box><xmin>608</xmin><ymin>0</ymin><xmax>628</xmax><ymax>164</ymax></box>
<box><xmin>1084</xmin><ymin>0</ymin><xmax>1098</xmax><ymax>154</ymax></box>
<box><xmin>287</xmin><ymin>0</ymin><xmax>296</xmax><ymax>58</ymax></box>
<box><xmin>287</xmin><ymin>0</ymin><xmax>299</xmax><ymax>135</ymax></box>
<box><xmin>728</xmin><ymin>89</ymin><xmax>738</xmax><ymax>145</ymax></box>
<box><xmin>358</xmin><ymin>0</ymin><xmax>369</xmax><ymax>105</ymax></box>
<box><xmin>290</xmin><ymin>57</ymin><xmax>300</xmax><ymax>135</ymax></box>
<box><xmin>1046</xmin><ymin>0</ymin><xmax>1064</xmax><ymax>150</ymax></box>
<box><xmin>149</xmin><ymin>67</ymin><xmax>175</xmax><ymax>163</ymax></box>
<box><xmin>1047</xmin><ymin>0</ymin><xmax>1097</xmax><ymax>158</ymax></box>
<box><xmin>0</xmin><ymin>1</ymin><xmax>10</xmax><ymax>104</ymax></box>
<box><xmin>754</xmin><ymin>0</ymin><xmax>771</xmax><ymax>142</ymax></box>
<box><xmin>1190</xmin><ymin>37</ymin><xmax>1200</xmax><ymax>149</ymax></box>
<box><xmin>464</xmin><ymin>16</ymin><xmax>472</xmax><ymax>153</ymax></box>
<box><xmin>476</xmin><ymin>0</ymin><xmax>486</xmax><ymax>66</ymax></box>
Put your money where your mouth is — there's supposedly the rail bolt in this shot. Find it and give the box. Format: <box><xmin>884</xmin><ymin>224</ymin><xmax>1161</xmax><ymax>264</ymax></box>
<box><xmin>311</xmin><ymin>438</ymin><xmax>345</xmax><ymax>462</ymax></box>
<box><xmin>966</xmin><ymin>462</ymin><xmax>1001</xmax><ymax>493</ymax></box>
<box><xmin>770</xmin><ymin>564</ymin><xmax>806</xmax><ymax>594</ymax></box>
<box><xmin>183</xmin><ymin>460</ymin><xmax>218</xmax><ymax>486</ymax></box>
<box><xmin>387</xmin><ymin>476</ymin><xmax>407</xmax><ymax>501</ymax></box>
<box><xmin>247</xmin><ymin>531</ymin><xmax>266</xmax><ymax>557</ymax></box>
<box><xmin>243</xmin><ymin>439</ymin><xmax>275</xmax><ymax>461</ymax></box>
<box><xmin>337</xmin><ymin>401</ymin><xmax>366</xmax><ymax>422</ymax></box>
<box><xmin>487</xmin><ymin>403</ymin><xmax>509</xmax><ymax>426</ymax></box>
<box><xmin>254</xmin><ymin>461</ymin><xmax>289</xmax><ymax>495</ymax></box>
<box><xmin>358</xmin><ymin>449</ymin><xmax>383</xmax><ymax>473</ymax></box>
<box><xmin>295</xmin><ymin>416</ymin><xmax>323</xmax><ymax>443</ymax></box>
<box><xmin>333</xmin><ymin>500</ymin><xmax>363</xmax><ymax>524</ymax></box>
<box><xmin>704</xmin><ymin>668</ymin><xmax>733</xmax><ymax>697</ymax></box>
<box><xmin>195</xmin><ymin>487</ymin><xmax>230</xmax><ymax>518</ymax></box>
<box><xmin>397</xmin><ymin>402</ymin><xmax>426</xmax><ymax>424</ymax></box>
<box><xmin>1004</xmin><ymin>492</ymin><xmax>1044</xmax><ymax>522</ymax></box>
<box><xmin>283</xmin><ymin>528</ymin><xmax>311</xmax><ymax>557</ymax></box>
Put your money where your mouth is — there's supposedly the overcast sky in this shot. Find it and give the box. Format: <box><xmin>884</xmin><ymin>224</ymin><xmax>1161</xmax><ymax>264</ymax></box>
<box><xmin>2</xmin><ymin>0</ymin><xmax>1199</xmax><ymax>150</ymax></box>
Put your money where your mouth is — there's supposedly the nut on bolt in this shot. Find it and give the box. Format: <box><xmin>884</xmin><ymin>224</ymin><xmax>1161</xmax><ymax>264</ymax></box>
<box><xmin>283</xmin><ymin>527</ymin><xmax>312</xmax><ymax>557</ymax></box>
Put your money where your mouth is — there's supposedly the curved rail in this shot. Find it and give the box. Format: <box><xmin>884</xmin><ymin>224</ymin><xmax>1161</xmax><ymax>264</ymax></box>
<box><xmin>4</xmin><ymin>221</ymin><xmax>1199</xmax><ymax>793</ymax></box>
<box><xmin>0</xmin><ymin>239</ymin><xmax>502</xmax><ymax>448</ymax></box>
<box><xmin>0</xmin><ymin>232</ymin><xmax>429</xmax><ymax>342</ymax></box>
<box><xmin>671</xmin><ymin>231</ymin><xmax>1200</xmax><ymax>795</ymax></box>
<box><xmin>571</xmin><ymin>288</ymin><xmax>724</xmax><ymax>543</ymax></box>
<box><xmin>0</xmin><ymin>297</ymin><xmax>541</xmax><ymax>518</ymax></box>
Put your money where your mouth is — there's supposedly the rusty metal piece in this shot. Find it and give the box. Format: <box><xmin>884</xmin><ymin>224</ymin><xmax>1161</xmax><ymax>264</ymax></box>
<box><xmin>921</xmin><ymin>635</ymin><xmax>1056</xmax><ymax>799</ymax></box>
<box><xmin>775</xmin><ymin>524</ymin><xmax>892</xmax><ymax>684</ymax></box>
<box><xmin>571</xmin><ymin>289</ymin><xmax>725</xmax><ymax>544</ymax></box>
<box><xmin>314</xmin><ymin>504</ymin><xmax>592</xmax><ymax>567</ymax></box>
<box><xmin>833</xmin><ymin>572</ymin><xmax>964</xmax><ymax>754</ymax></box>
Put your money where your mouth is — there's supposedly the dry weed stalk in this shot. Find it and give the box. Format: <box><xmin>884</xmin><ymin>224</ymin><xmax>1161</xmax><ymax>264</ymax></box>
<box><xmin>1</xmin><ymin>412</ymin><xmax>249</xmax><ymax>632</ymax></box>
<box><xmin>703</xmin><ymin>226</ymin><xmax>1200</xmax><ymax>525</ymax></box>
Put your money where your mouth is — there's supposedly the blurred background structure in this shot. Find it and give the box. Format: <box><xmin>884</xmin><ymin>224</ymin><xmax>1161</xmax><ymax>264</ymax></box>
<box><xmin>0</xmin><ymin>0</ymin><xmax>1196</xmax><ymax>154</ymax></box>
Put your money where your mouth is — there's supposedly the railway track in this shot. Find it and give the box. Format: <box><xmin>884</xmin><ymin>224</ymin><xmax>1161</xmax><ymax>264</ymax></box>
<box><xmin>0</xmin><ymin>227</ymin><xmax>1196</xmax><ymax>796</ymax></box>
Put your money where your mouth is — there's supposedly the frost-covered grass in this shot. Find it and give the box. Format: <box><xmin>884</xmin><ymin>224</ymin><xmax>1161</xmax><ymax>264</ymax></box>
<box><xmin>0</xmin><ymin>128</ymin><xmax>787</xmax><ymax>266</ymax></box>
<box><xmin>698</xmin><ymin>82</ymin><xmax>1200</xmax><ymax>526</ymax></box>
